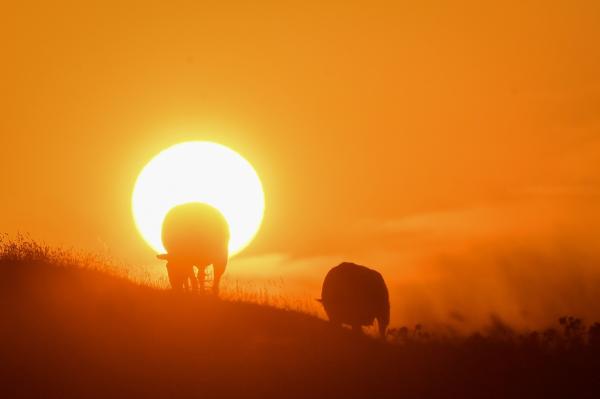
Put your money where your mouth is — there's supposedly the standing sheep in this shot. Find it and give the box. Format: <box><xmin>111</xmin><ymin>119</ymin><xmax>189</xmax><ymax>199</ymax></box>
<box><xmin>158</xmin><ymin>202</ymin><xmax>229</xmax><ymax>295</ymax></box>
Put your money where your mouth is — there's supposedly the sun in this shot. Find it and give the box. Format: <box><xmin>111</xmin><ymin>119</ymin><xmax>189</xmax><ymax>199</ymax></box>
<box><xmin>132</xmin><ymin>141</ymin><xmax>265</xmax><ymax>257</ymax></box>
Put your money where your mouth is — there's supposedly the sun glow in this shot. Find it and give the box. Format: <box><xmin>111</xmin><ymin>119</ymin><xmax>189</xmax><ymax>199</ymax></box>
<box><xmin>132</xmin><ymin>141</ymin><xmax>265</xmax><ymax>257</ymax></box>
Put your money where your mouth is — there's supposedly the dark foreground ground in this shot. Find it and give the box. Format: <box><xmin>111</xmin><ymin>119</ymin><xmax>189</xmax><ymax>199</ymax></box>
<box><xmin>1</xmin><ymin>243</ymin><xmax>599</xmax><ymax>398</ymax></box>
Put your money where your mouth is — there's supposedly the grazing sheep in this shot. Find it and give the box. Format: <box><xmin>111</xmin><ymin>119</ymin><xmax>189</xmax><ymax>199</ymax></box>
<box><xmin>320</xmin><ymin>262</ymin><xmax>390</xmax><ymax>338</ymax></box>
<box><xmin>158</xmin><ymin>202</ymin><xmax>229</xmax><ymax>295</ymax></box>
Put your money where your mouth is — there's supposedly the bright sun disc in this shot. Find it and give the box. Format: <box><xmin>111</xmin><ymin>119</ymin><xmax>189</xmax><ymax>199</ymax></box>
<box><xmin>132</xmin><ymin>141</ymin><xmax>265</xmax><ymax>257</ymax></box>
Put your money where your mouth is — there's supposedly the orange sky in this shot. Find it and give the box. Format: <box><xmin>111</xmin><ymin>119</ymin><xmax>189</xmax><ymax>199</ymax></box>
<box><xmin>2</xmin><ymin>1</ymin><xmax>600</xmax><ymax>329</ymax></box>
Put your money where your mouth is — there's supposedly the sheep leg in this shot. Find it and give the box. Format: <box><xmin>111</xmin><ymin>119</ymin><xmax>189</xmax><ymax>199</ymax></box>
<box><xmin>189</xmin><ymin>266</ymin><xmax>199</xmax><ymax>292</ymax></box>
<box><xmin>212</xmin><ymin>261</ymin><xmax>226</xmax><ymax>296</ymax></box>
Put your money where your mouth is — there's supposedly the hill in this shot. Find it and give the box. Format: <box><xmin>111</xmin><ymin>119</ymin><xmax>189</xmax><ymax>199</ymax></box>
<box><xmin>1</xmin><ymin>240</ymin><xmax>599</xmax><ymax>398</ymax></box>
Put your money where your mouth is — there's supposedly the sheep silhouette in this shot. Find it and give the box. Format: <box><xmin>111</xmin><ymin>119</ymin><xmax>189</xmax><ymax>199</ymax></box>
<box><xmin>157</xmin><ymin>202</ymin><xmax>229</xmax><ymax>295</ymax></box>
<box><xmin>319</xmin><ymin>262</ymin><xmax>390</xmax><ymax>338</ymax></box>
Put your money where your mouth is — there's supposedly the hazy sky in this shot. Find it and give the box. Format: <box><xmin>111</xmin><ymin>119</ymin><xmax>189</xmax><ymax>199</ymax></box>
<box><xmin>2</xmin><ymin>1</ymin><xmax>599</xmax><ymax>328</ymax></box>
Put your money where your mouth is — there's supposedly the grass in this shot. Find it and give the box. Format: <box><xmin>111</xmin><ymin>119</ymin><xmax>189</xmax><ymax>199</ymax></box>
<box><xmin>1</xmin><ymin>237</ymin><xmax>599</xmax><ymax>398</ymax></box>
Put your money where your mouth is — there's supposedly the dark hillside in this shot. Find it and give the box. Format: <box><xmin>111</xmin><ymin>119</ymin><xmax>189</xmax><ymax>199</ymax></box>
<box><xmin>1</xmin><ymin>243</ymin><xmax>598</xmax><ymax>398</ymax></box>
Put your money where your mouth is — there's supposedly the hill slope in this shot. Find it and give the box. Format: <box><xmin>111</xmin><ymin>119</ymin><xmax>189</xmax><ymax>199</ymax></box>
<box><xmin>0</xmin><ymin>255</ymin><xmax>598</xmax><ymax>398</ymax></box>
